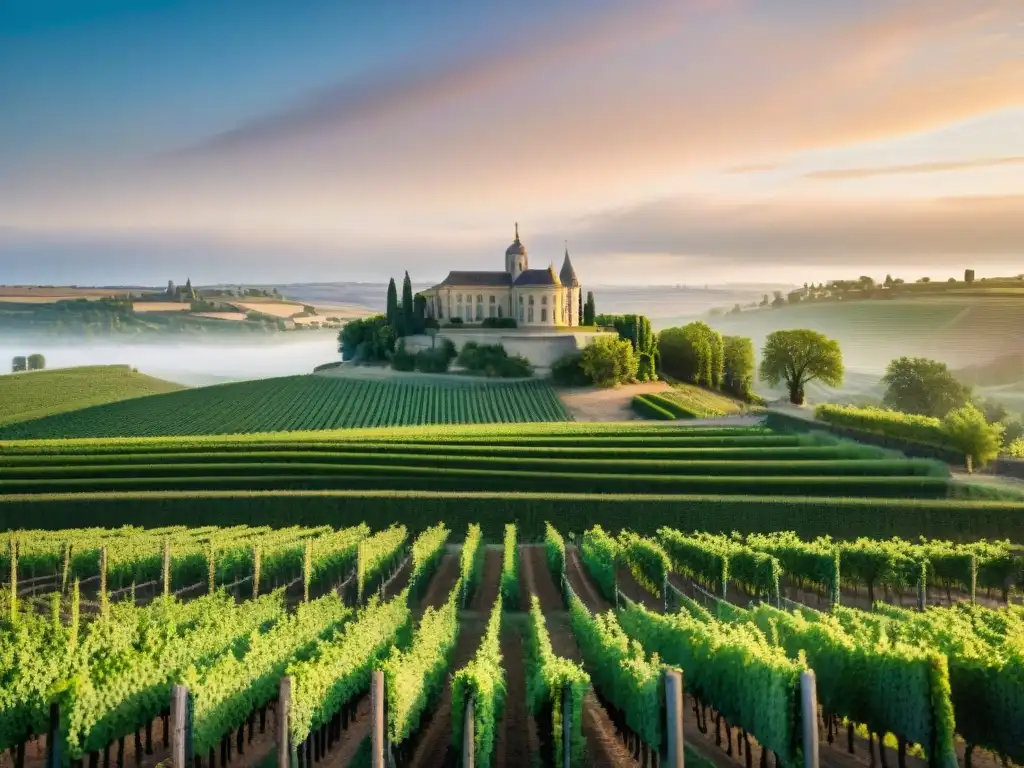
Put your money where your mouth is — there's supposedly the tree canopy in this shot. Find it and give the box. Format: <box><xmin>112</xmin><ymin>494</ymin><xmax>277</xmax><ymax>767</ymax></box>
<box><xmin>722</xmin><ymin>336</ymin><xmax>755</xmax><ymax>400</ymax></box>
<box><xmin>759</xmin><ymin>329</ymin><xmax>843</xmax><ymax>405</ymax></box>
<box><xmin>658</xmin><ymin>321</ymin><xmax>722</xmax><ymax>387</ymax></box>
<box><xmin>579</xmin><ymin>336</ymin><xmax>638</xmax><ymax>388</ymax></box>
<box><xmin>881</xmin><ymin>357</ymin><xmax>972</xmax><ymax>418</ymax></box>
<box><xmin>942</xmin><ymin>404</ymin><xmax>1004</xmax><ymax>472</ymax></box>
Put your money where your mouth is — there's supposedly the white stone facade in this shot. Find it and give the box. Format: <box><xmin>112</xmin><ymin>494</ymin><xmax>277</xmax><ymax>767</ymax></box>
<box><xmin>421</xmin><ymin>224</ymin><xmax>582</xmax><ymax>328</ymax></box>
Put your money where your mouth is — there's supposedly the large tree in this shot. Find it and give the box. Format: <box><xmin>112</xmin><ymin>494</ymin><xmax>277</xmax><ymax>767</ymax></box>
<box><xmin>27</xmin><ymin>354</ymin><xmax>46</xmax><ymax>371</ymax></box>
<box><xmin>401</xmin><ymin>272</ymin><xmax>414</xmax><ymax>336</ymax></box>
<box><xmin>722</xmin><ymin>336</ymin><xmax>755</xmax><ymax>400</ymax></box>
<box><xmin>658</xmin><ymin>321</ymin><xmax>722</xmax><ymax>387</ymax></box>
<box><xmin>881</xmin><ymin>357</ymin><xmax>972</xmax><ymax>418</ymax></box>
<box><xmin>579</xmin><ymin>335</ymin><xmax>638</xmax><ymax>388</ymax></box>
<box><xmin>386</xmin><ymin>278</ymin><xmax>399</xmax><ymax>328</ymax></box>
<box><xmin>942</xmin><ymin>405</ymin><xmax>1003</xmax><ymax>473</ymax></box>
<box><xmin>759</xmin><ymin>329</ymin><xmax>843</xmax><ymax>405</ymax></box>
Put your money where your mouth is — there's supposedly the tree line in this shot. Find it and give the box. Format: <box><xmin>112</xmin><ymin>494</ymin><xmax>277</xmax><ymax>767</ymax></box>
<box><xmin>11</xmin><ymin>354</ymin><xmax>46</xmax><ymax>373</ymax></box>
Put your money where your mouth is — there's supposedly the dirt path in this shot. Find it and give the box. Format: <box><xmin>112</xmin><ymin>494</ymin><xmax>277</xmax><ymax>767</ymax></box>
<box><xmin>408</xmin><ymin>616</ymin><xmax>486</xmax><ymax>768</ymax></box>
<box><xmin>417</xmin><ymin>552</ymin><xmax>460</xmax><ymax>610</ymax></box>
<box><xmin>565</xmin><ymin>546</ymin><xmax>613</xmax><ymax>613</ymax></box>
<box><xmin>493</xmin><ymin>626</ymin><xmax>537</xmax><ymax>768</ymax></box>
<box><xmin>519</xmin><ymin>545</ymin><xmax>638</xmax><ymax>768</ymax></box>
<box><xmin>317</xmin><ymin>695</ymin><xmax>371</xmax><ymax>768</ymax></box>
<box><xmin>519</xmin><ymin>544</ymin><xmax>564</xmax><ymax>611</ymax></box>
<box><xmin>469</xmin><ymin>547</ymin><xmax>502</xmax><ymax>611</ymax></box>
<box><xmin>616</xmin><ymin>564</ymin><xmax>664</xmax><ymax>613</ymax></box>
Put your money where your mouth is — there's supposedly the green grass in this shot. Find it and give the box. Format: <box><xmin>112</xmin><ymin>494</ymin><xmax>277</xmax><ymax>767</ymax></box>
<box><xmin>661</xmin><ymin>383</ymin><xmax>746</xmax><ymax>417</ymax></box>
<box><xmin>2</xmin><ymin>490</ymin><xmax>1021</xmax><ymax>541</ymax></box>
<box><xmin>0</xmin><ymin>375</ymin><xmax>570</xmax><ymax>439</ymax></box>
<box><xmin>0</xmin><ymin>365</ymin><xmax>184</xmax><ymax>426</ymax></box>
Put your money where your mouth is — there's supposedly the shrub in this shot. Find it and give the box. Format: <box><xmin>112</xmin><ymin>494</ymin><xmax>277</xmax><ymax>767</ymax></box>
<box><xmin>458</xmin><ymin>342</ymin><xmax>532</xmax><ymax>378</ymax></box>
<box><xmin>550</xmin><ymin>352</ymin><xmax>591</xmax><ymax>387</ymax></box>
<box><xmin>414</xmin><ymin>348</ymin><xmax>450</xmax><ymax>374</ymax></box>
<box><xmin>579</xmin><ymin>336</ymin><xmax>637</xmax><ymax>388</ymax></box>
<box><xmin>481</xmin><ymin>317</ymin><xmax>517</xmax><ymax>329</ymax></box>
<box><xmin>390</xmin><ymin>342</ymin><xmax>416</xmax><ymax>372</ymax></box>
<box><xmin>942</xmin><ymin>405</ymin><xmax>1004</xmax><ymax>472</ymax></box>
<box><xmin>447</xmin><ymin>317</ymin><xmax>464</xmax><ymax>325</ymax></box>
<box><xmin>816</xmin><ymin>404</ymin><xmax>950</xmax><ymax>447</ymax></box>
<box><xmin>1005</xmin><ymin>438</ymin><xmax>1024</xmax><ymax>458</ymax></box>
<box><xmin>631</xmin><ymin>395</ymin><xmax>674</xmax><ymax>420</ymax></box>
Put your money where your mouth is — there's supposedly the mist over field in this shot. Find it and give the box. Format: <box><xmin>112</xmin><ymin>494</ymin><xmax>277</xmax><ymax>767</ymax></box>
<box><xmin>0</xmin><ymin>334</ymin><xmax>339</xmax><ymax>387</ymax></box>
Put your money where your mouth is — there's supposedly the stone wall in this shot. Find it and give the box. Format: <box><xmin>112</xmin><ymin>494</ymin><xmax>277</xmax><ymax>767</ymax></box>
<box><xmin>401</xmin><ymin>328</ymin><xmax>616</xmax><ymax>370</ymax></box>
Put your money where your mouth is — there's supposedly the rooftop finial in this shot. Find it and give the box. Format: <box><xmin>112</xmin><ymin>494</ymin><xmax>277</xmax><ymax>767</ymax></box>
<box><xmin>565</xmin><ymin>240</ymin><xmax>569</xmax><ymax>256</ymax></box>
<box><xmin>515</xmin><ymin>222</ymin><xmax>519</xmax><ymax>242</ymax></box>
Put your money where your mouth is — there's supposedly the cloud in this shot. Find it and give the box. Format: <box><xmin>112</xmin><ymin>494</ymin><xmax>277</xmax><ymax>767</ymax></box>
<box><xmin>166</xmin><ymin>0</ymin><xmax>699</xmax><ymax>161</ymax></box>
<box><xmin>805</xmin><ymin>156</ymin><xmax>1024</xmax><ymax>180</ymax></box>
<box><xmin>561</xmin><ymin>194</ymin><xmax>1024</xmax><ymax>263</ymax></box>
<box><xmin>724</xmin><ymin>163</ymin><xmax>781</xmax><ymax>175</ymax></box>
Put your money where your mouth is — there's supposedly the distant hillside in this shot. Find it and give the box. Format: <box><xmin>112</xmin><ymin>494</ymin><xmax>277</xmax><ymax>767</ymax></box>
<box><xmin>0</xmin><ymin>365</ymin><xmax>184</xmax><ymax>426</ymax></box>
<box><xmin>703</xmin><ymin>295</ymin><xmax>1024</xmax><ymax>373</ymax></box>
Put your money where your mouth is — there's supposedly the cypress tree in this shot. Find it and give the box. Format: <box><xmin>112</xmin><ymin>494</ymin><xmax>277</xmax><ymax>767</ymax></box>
<box><xmin>401</xmin><ymin>272</ymin><xmax>414</xmax><ymax>336</ymax></box>
<box><xmin>583</xmin><ymin>291</ymin><xmax>596</xmax><ymax>326</ymax></box>
<box><xmin>386</xmin><ymin>278</ymin><xmax>399</xmax><ymax>328</ymax></box>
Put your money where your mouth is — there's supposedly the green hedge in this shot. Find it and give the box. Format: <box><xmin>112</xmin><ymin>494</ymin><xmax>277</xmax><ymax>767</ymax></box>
<box><xmin>0</xmin><ymin>442</ymin><xmax>885</xmax><ymax>463</ymax></box>
<box><xmin>643</xmin><ymin>393</ymin><xmax>700</xmax><ymax>419</ymax></box>
<box><xmin>630</xmin><ymin>395</ymin><xmax>675</xmax><ymax>420</ymax></box>
<box><xmin>0</xmin><ymin>455</ymin><xmax>950</xmax><ymax>478</ymax></box>
<box><xmin>4</xmin><ymin>490</ymin><xmax>1022</xmax><ymax>542</ymax></box>
<box><xmin>0</xmin><ymin>468</ymin><xmax>956</xmax><ymax>499</ymax></box>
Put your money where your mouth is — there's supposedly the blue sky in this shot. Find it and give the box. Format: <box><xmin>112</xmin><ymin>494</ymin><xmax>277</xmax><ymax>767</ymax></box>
<box><xmin>1</xmin><ymin>0</ymin><xmax>1022</xmax><ymax>285</ymax></box>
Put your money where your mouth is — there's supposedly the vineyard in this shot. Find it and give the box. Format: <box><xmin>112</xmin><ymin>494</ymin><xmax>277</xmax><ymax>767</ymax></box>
<box><xmin>1</xmin><ymin>523</ymin><xmax>1021</xmax><ymax>768</ymax></box>
<box><xmin>1</xmin><ymin>423</ymin><xmax>1022</xmax><ymax>540</ymax></box>
<box><xmin>0</xmin><ymin>376</ymin><xmax>569</xmax><ymax>440</ymax></box>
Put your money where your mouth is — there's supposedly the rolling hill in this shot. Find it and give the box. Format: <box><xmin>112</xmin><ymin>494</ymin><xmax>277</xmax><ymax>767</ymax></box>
<box><xmin>0</xmin><ymin>365</ymin><xmax>185</xmax><ymax>426</ymax></box>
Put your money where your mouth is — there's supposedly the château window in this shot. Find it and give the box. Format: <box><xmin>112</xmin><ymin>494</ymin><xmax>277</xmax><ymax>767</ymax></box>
<box><xmin>528</xmin><ymin>296</ymin><xmax>535</xmax><ymax>306</ymax></box>
<box><xmin>476</xmin><ymin>294</ymin><xmax>484</xmax><ymax>321</ymax></box>
<box><xmin>541</xmin><ymin>296</ymin><xmax>547</xmax><ymax>305</ymax></box>
<box><xmin>528</xmin><ymin>306</ymin><xmax>534</xmax><ymax>323</ymax></box>
<box><xmin>541</xmin><ymin>308</ymin><xmax>547</xmax><ymax>322</ymax></box>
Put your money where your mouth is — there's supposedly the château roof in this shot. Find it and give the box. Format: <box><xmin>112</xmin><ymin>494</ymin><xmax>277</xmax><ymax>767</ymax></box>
<box><xmin>506</xmin><ymin>221</ymin><xmax>527</xmax><ymax>256</ymax></box>
<box><xmin>514</xmin><ymin>267</ymin><xmax>561</xmax><ymax>287</ymax></box>
<box><xmin>559</xmin><ymin>246</ymin><xmax>579</xmax><ymax>287</ymax></box>
<box><xmin>435</xmin><ymin>271</ymin><xmax>514</xmax><ymax>288</ymax></box>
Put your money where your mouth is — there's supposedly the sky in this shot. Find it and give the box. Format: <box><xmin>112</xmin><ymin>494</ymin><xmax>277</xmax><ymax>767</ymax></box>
<box><xmin>1</xmin><ymin>0</ymin><xmax>1022</xmax><ymax>286</ymax></box>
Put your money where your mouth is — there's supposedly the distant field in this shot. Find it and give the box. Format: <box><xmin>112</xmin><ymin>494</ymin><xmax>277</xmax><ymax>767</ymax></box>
<box><xmin>704</xmin><ymin>295</ymin><xmax>1024</xmax><ymax>380</ymax></box>
<box><xmin>0</xmin><ymin>375</ymin><xmax>570</xmax><ymax>439</ymax></box>
<box><xmin>235</xmin><ymin>301</ymin><xmax>305</xmax><ymax>318</ymax></box>
<box><xmin>0</xmin><ymin>365</ymin><xmax>185</xmax><ymax>426</ymax></box>
<box><xmin>131</xmin><ymin>302</ymin><xmax>192</xmax><ymax>312</ymax></box>
<box><xmin>195</xmin><ymin>311</ymin><xmax>249</xmax><ymax>321</ymax></box>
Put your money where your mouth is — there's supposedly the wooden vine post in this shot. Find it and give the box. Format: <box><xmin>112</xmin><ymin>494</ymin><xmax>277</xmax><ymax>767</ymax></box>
<box><xmin>252</xmin><ymin>544</ymin><xmax>262</xmax><ymax>599</ymax></box>
<box><xmin>664</xmin><ymin>668</ymin><xmax>685</xmax><ymax>768</ymax></box>
<box><xmin>462</xmin><ymin>697</ymin><xmax>475</xmax><ymax>768</ymax></box>
<box><xmin>99</xmin><ymin>545</ymin><xmax>109</xmax><ymax>618</ymax></box>
<box><xmin>162</xmin><ymin>538</ymin><xmax>171</xmax><ymax>597</ymax></box>
<box><xmin>278</xmin><ymin>676</ymin><xmax>291</xmax><ymax>768</ymax></box>
<box><xmin>303</xmin><ymin>539</ymin><xmax>312</xmax><ymax>603</ymax></box>
<box><xmin>562</xmin><ymin>683</ymin><xmax>572</xmax><ymax>768</ymax></box>
<box><xmin>370</xmin><ymin>670</ymin><xmax>385</xmax><ymax>768</ymax></box>
<box><xmin>207</xmin><ymin>544</ymin><xmax>216</xmax><ymax>595</ymax></box>
<box><xmin>45</xmin><ymin>702</ymin><xmax>60</xmax><ymax>768</ymax></box>
<box><xmin>8</xmin><ymin>538</ymin><xmax>17</xmax><ymax>624</ymax></box>
<box><xmin>800</xmin><ymin>670</ymin><xmax>820</xmax><ymax>768</ymax></box>
<box><xmin>171</xmin><ymin>685</ymin><xmax>191</xmax><ymax>768</ymax></box>
<box><xmin>916</xmin><ymin>560</ymin><xmax>927</xmax><ymax>612</ymax></box>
